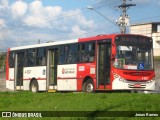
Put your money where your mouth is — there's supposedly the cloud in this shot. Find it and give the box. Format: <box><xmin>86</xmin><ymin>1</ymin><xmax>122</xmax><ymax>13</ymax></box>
<box><xmin>23</xmin><ymin>1</ymin><xmax>62</xmax><ymax>28</ymax></box>
<box><xmin>11</xmin><ymin>0</ymin><xmax>27</xmax><ymax>18</ymax></box>
<box><xmin>71</xmin><ymin>25</ymin><xmax>86</xmax><ymax>36</ymax></box>
<box><xmin>62</xmin><ymin>9</ymin><xmax>95</xmax><ymax>31</ymax></box>
<box><xmin>0</xmin><ymin>0</ymin><xmax>9</xmax><ymax>17</ymax></box>
<box><xmin>0</xmin><ymin>0</ymin><xmax>96</xmax><ymax>51</ymax></box>
<box><xmin>0</xmin><ymin>0</ymin><xmax>8</xmax><ymax>7</ymax></box>
<box><xmin>0</xmin><ymin>18</ymin><xmax>5</xmax><ymax>27</ymax></box>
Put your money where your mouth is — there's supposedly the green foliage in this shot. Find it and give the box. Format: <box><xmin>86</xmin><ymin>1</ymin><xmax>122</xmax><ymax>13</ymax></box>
<box><xmin>0</xmin><ymin>92</ymin><xmax>160</xmax><ymax>111</ymax></box>
<box><xmin>0</xmin><ymin>53</ymin><xmax>6</xmax><ymax>68</ymax></box>
<box><xmin>1</xmin><ymin>92</ymin><xmax>160</xmax><ymax>119</ymax></box>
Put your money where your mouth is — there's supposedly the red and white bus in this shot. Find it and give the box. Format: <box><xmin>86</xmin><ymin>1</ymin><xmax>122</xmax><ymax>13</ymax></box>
<box><xmin>6</xmin><ymin>34</ymin><xmax>155</xmax><ymax>92</ymax></box>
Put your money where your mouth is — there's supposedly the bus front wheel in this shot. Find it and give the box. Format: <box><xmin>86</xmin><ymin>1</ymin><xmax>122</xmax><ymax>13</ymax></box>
<box><xmin>30</xmin><ymin>80</ymin><xmax>39</xmax><ymax>93</ymax></box>
<box><xmin>84</xmin><ymin>79</ymin><xmax>94</xmax><ymax>93</ymax></box>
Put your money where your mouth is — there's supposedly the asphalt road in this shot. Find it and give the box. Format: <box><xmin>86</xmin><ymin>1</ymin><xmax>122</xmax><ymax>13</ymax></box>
<box><xmin>154</xmin><ymin>61</ymin><xmax>160</xmax><ymax>90</ymax></box>
<box><xmin>0</xmin><ymin>70</ymin><xmax>5</xmax><ymax>78</ymax></box>
<box><xmin>0</xmin><ymin>70</ymin><xmax>6</xmax><ymax>91</ymax></box>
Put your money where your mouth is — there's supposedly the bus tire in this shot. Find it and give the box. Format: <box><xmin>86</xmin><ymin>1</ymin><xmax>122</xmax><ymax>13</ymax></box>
<box><xmin>84</xmin><ymin>79</ymin><xmax>94</xmax><ymax>93</ymax></box>
<box><xmin>30</xmin><ymin>80</ymin><xmax>39</xmax><ymax>93</ymax></box>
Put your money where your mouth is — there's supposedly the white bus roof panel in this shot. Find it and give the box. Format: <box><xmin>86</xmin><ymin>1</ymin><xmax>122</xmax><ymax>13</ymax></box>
<box><xmin>10</xmin><ymin>39</ymin><xmax>78</xmax><ymax>51</ymax></box>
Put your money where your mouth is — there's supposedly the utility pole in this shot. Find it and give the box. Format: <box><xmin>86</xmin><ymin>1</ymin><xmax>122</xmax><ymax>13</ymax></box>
<box><xmin>38</xmin><ymin>39</ymin><xmax>40</xmax><ymax>44</ymax></box>
<box><xmin>117</xmin><ymin>0</ymin><xmax>136</xmax><ymax>34</ymax></box>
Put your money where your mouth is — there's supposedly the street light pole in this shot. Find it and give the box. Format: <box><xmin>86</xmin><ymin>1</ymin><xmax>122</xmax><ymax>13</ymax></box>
<box><xmin>87</xmin><ymin>6</ymin><xmax>118</xmax><ymax>28</ymax></box>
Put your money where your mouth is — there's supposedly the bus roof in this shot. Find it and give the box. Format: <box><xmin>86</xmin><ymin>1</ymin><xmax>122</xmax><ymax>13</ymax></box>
<box><xmin>9</xmin><ymin>33</ymin><xmax>151</xmax><ymax>51</ymax></box>
<box><xmin>10</xmin><ymin>39</ymin><xmax>78</xmax><ymax>51</ymax></box>
<box><xmin>9</xmin><ymin>34</ymin><xmax>118</xmax><ymax>51</ymax></box>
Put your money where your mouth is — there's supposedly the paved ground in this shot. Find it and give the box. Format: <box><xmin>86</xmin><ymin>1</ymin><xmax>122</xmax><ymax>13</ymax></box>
<box><xmin>0</xmin><ymin>61</ymin><xmax>160</xmax><ymax>91</ymax></box>
<box><xmin>0</xmin><ymin>70</ymin><xmax>6</xmax><ymax>91</ymax></box>
<box><xmin>154</xmin><ymin>61</ymin><xmax>160</xmax><ymax>90</ymax></box>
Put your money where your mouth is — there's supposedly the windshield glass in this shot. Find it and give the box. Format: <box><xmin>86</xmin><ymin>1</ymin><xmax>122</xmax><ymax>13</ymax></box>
<box><xmin>114</xmin><ymin>36</ymin><xmax>153</xmax><ymax>70</ymax></box>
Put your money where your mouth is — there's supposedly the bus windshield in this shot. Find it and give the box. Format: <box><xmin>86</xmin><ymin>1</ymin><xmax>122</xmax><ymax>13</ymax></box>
<box><xmin>114</xmin><ymin>36</ymin><xmax>154</xmax><ymax>70</ymax></box>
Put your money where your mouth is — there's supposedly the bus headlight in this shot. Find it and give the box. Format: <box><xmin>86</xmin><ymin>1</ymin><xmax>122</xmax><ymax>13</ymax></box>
<box><xmin>119</xmin><ymin>77</ymin><xmax>127</xmax><ymax>82</ymax></box>
<box><xmin>147</xmin><ymin>78</ymin><xmax>155</xmax><ymax>83</ymax></box>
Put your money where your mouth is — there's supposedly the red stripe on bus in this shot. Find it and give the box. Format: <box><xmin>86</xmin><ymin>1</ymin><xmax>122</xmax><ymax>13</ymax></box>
<box><xmin>57</xmin><ymin>77</ymin><xmax>77</xmax><ymax>79</ymax></box>
<box><xmin>9</xmin><ymin>79</ymin><xmax>14</xmax><ymax>81</ymax></box>
<box><xmin>6</xmin><ymin>48</ymin><xmax>10</xmax><ymax>80</ymax></box>
<box><xmin>23</xmin><ymin>78</ymin><xmax>46</xmax><ymax>80</ymax></box>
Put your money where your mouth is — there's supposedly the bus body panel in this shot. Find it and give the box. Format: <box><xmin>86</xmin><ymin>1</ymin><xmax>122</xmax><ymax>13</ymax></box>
<box><xmin>57</xmin><ymin>64</ymin><xmax>77</xmax><ymax>78</ymax></box>
<box><xmin>77</xmin><ymin>63</ymin><xmax>96</xmax><ymax>90</ymax></box>
<box><xmin>37</xmin><ymin>80</ymin><xmax>47</xmax><ymax>91</ymax></box>
<box><xmin>6</xmin><ymin>68</ymin><xmax>15</xmax><ymax>90</ymax></box>
<box><xmin>112</xmin><ymin>77</ymin><xmax>155</xmax><ymax>90</ymax></box>
<box><xmin>6</xmin><ymin>80</ymin><xmax>14</xmax><ymax>90</ymax></box>
<box><xmin>23</xmin><ymin>66</ymin><xmax>46</xmax><ymax>80</ymax></box>
<box><xmin>57</xmin><ymin>64</ymin><xmax>77</xmax><ymax>91</ymax></box>
<box><xmin>23</xmin><ymin>80</ymin><xmax>30</xmax><ymax>90</ymax></box>
<box><xmin>23</xmin><ymin>66</ymin><xmax>47</xmax><ymax>91</ymax></box>
<box><xmin>57</xmin><ymin>79</ymin><xmax>77</xmax><ymax>91</ymax></box>
<box><xmin>23</xmin><ymin>80</ymin><xmax>47</xmax><ymax>91</ymax></box>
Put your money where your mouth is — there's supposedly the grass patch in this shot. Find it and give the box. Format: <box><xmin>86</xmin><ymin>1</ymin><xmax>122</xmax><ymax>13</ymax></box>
<box><xmin>0</xmin><ymin>91</ymin><xmax>160</xmax><ymax>119</ymax></box>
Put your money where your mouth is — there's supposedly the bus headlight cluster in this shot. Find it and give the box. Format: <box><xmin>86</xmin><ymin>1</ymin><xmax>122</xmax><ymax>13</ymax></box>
<box><xmin>147</xmin><ymin>78</ymin><xmax>155</xmax><ymax>83</ymax></box>
<box><xmin>119</xmin><ymin>77</ymin><xmax>127</xmax><ymax>82</ymax></box>
<box><xmin>113</xmin><ymin>73</ymin><xmax>119</xmax><ymax>79</ymax></box>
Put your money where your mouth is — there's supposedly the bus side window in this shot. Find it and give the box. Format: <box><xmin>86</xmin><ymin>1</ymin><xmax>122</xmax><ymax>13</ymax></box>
<box><xmin>58</xmin><ymin>44</ymin><xmax>78</xmax><ymax>64</ymax></box>
<box><xmin>87</xmin><ymin>42</ymin><xmax>95</xmax><ymax>62</ymax></box>
<box><xmin>9</xmin><ymin>52</ymin><xmax>15</xmax><ymax>68</ymax></box>
<box><xmin>25</xmin><ymin>49</ymin><xmax>36</xmax><ymax>66</ymax></box>
<box><xmin>59</xmin><ymin>46</ymin><xmax>65</xmax><ymax>64</ymax></box>
<box><xmin>68</xmin><ymin>44</ymin><xmax>78</xmax><ymax>64</ymax></box>
<box><xmin>78</xmin><ymin>44</ymin><xmax>85</xmax><ymax>62</ymax></box>
<box><xmin>65</xmin><ymin>45</ymin><xmax>70</xmax><ymax>64</ymax></box>
<box><xmin>79</xmin><ymin>42</ymin><xmax>95</xmax><ymax>63</ymax></box>
<box><xmin>36</xmin><ymin>48</ymin><xmax>46</xmax><ymax>66</ymax></box>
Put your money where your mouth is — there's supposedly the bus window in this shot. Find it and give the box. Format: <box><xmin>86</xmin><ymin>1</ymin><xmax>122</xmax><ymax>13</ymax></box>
<box><xmin>68</xmin><ymin>44</ymin><xmax>78</xmax><ymax>64</ymax></box>
<box><xmin>59</xmin><ymin>44</ymin><xmax>78</xmax><ymax>64</ymax></box>
<box><xmin>36</xmin><ymin>48</ymin><xmax>46</xmax><ymax>66</ymax></box>
<box><xmin>79</xmin><ymin>42</ymin><xmax>95</xmax><ymax>63</ymax></box>
<box><xmin>9</xmin><ymin>51</ymin><xmax>15</xmax><ymax>68</ymax></box>
<box><xmin>25</xmin><ymin>49</ymin><xmax>36</xmax><ymax>66</ymax></box>
<box><xmin>114</xmin><ymin>45</ymin><xmax>153</xmax><ymax>70</ymax></box>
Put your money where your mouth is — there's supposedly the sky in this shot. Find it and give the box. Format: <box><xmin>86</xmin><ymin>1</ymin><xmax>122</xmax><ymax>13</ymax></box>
<box><xmin>0</xmin><ymin>0</ymin><xmax>160</xmax><ymax>51</ymax></box>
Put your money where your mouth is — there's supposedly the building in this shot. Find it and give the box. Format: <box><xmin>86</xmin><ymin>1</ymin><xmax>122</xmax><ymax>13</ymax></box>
<box><xmin>130</xmin><ymin>22</ymin><xmax>160</xmax><ymax>56</ymax></box>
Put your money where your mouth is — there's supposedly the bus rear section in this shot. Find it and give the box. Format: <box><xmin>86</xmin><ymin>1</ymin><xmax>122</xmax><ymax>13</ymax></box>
<box><xmin>6</xmin><ymin>48</ymin><xmax>47</xmax><ymax>92</ymax></box>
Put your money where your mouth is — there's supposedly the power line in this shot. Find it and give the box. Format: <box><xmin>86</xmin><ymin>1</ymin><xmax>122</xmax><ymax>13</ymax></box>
<box><xmin>131</xmin><ymin>15</ymin><xmax>160</xmax><ymax>23</ymax></box>
<box><xmin>0</xmin><ymin>0</ymin><xmax>123</xmax><ymax>31</ymax></box>
<box><xmin>0</xmin><ymin>1</ymin><xmax>113</xmax><ymax>30</ymax></box>
<box><xmin>0</xmin><ymin>24</ymin><xmax>118</xmax><ymax>42</ymax></box>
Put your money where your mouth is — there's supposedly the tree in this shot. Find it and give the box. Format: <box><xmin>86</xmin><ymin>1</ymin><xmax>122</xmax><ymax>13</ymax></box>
<box><xmin>0</xmin><ymin>53</ymin><xmax>6</xmax><ymax>70</ymax></box>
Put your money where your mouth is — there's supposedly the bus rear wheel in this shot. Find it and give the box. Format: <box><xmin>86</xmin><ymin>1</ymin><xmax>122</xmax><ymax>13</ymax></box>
<box><xmin>84</xmin><ymin>79</ymin><xmax>94</xmax><ymax>93</ymax></box>
<box><xmin>30</xmin><ymin>80</ymin><xmax>38</xmax><ymax>93</ymax></box>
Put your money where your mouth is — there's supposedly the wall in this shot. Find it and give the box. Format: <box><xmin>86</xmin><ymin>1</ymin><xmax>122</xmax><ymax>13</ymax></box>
<box><xmin>131</xmin><ymin>23</ymin><xmax>160</xmax><ymax>56</ymax></box>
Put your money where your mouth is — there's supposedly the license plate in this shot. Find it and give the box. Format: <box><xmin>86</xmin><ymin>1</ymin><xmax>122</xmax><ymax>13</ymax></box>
<box><xmin>134</xmin><ymin>84</ymin><xmax>141</xmax><ymax>88</ymax></box>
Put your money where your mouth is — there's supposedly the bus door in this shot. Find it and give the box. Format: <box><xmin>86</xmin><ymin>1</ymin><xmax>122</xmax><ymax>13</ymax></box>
<box><xmin>15</xmin><ymin>52</ymin><xmax>24</xmax><ymax>90</ymax></box>
<box><xmin>47</xmin><ymin>48</ymin><xmax>58</xmax><ymax>90</ymax></box>
<box><xmin>97</xmin><ymin>41</ymin><xmax>111</xmax><ymax>89</ymax></box>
